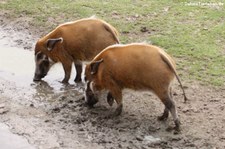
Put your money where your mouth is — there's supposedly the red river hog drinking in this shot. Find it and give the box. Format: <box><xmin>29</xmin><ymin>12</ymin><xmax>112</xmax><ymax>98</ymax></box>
<box><xmin>84</xmin><ymin>43</ymin><xmax>187</xmax><ymax>131</ymax></box>
<box><xmin>33</xmin><ymin>17</ymin><xmax>119</xmax><ymax>83</ymax></box>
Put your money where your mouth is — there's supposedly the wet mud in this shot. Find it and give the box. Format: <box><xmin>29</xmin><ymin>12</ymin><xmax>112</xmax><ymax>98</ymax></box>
<box><xmin>0</xmin><ymin>15</ymin><xmax>225</xmax><ymax>149</ymax></box>
<box><xmin>0</xmin><ymin>122</ymin><xmax>34</xmax><ymax>149</ymax></box>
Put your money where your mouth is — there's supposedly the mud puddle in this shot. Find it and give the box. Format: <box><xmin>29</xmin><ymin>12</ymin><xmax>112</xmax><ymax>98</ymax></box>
<box><xmin>0</xmin><ymin>38</ymin><xmax>76</xmax><ymax>90</ymax></box>
<box><xmin>0</xmin><ymin>122</ymin><xmax>34</xmax><ymax>149</ymax></box>
<box><xmin>0</xmin><ymin>38</ymin><xmax>83</xmax><ymax>106</ymax></box>
<box><xmin>0</xmin><ymin>30</ymin><xmax>92</xmax><ymax>148</ymax></box>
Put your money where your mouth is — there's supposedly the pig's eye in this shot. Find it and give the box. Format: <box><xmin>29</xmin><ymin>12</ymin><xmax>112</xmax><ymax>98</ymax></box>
<box><xmin>84</xmin><ymin>76</ymin><xmax>87</xmax><ymax>82</ymax></box>
<box><xmin>36</xmin><ymin>52</ymin><xmax>43</xmax><ymax>60</ymax></box>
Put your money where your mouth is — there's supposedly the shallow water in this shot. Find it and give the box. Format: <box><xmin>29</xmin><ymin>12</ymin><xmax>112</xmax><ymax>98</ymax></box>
<box><xmin>0</xmin><ymin>123</ymin><xmax>35</xmax><ymax>149</ymax></box>
<box><xmin>0</xmin><ymin>31</ymin><xmax>84</xmax><ymax>107</ymax></box>
<box><xmin>0</xmin><ymin>37</ymin><xmax>77</xmax><ymax>90</ymax></box>
<box><xmin>0</xmin><ymin>30</ymin><xmax>79</xmax><ymax>148</ymax></box>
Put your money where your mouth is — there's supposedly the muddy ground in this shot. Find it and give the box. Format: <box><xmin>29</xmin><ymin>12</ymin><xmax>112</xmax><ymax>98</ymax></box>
<box><xmin>0</xmin><ymin>12</ymin><xmax>225</xmax><ymax>149</ymax></box>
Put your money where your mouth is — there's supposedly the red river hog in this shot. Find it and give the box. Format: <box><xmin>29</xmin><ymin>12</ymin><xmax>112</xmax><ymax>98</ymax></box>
<box><xmin>33</xmin><ymin>17</ymin><xmax>119</xmax><ymax>83</ymax></box>
<box><xmin>84</xmin><ymin>43</ymin><xmax>187</xmax><ymax>131</ymax></box>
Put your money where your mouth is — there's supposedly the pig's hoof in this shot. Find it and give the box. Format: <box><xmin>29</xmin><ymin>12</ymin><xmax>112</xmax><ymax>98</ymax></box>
<box><xmin>107</xmin><ymin>93</ymin><xmax>114</xmax><ymax>106</ymax></box>
<box><xmin>157</xmin><ymin>114</ymin><xmax>168</xmax><ymax>121</ymax></box>
<box><xmin>113</xmin><ymin>105</ymin><xmax>123</xmax><ymax>116</ymax></box>
<box><xmin>107</xmin><ymin>98</ymin><xmax>114</xmax><ymax>107</ymax></box>
<box><xmin>173</xmin><ymin>128</ymin><xmax>181</xmax><ymax>135</ymax></box>
<box><xmin>113</xmin><ymin>111</ymin><xmax>121</xmax><ymax>117</ymax></box>
<box><xmin>108</xmin><ymin>100</ymin><xmax>114</xmax><ymax>107</ymax></box>
<box><xmin>166</xmin><ymin>126</ymin><xmax>174</xmax><ymax>132</ymax></box>
<box><xmin>174</xmin><ymin>119</ymin><xmax>181</xmax><ymax>133</ymax></box>
<box><xmin>61</xmin><ymin>79</ymin><xmax>69</xmax><ymax>84</ymax></box>
<box><xmin>33</xmin><ymin>78</ymin><xmax>41</xmax><ymax>82</ymax></box>
<box><xmin>74</xmin><ymin>77</ymin><xmax>82</xmax><ymax>83</ymax></box>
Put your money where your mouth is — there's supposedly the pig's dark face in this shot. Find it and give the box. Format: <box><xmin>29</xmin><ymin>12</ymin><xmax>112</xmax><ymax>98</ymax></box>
<box><xmin>33</xmin><ymin>51</ymin><xmax>51</xmax><ymax>81</ymax></box>
<box><xmin>84</xmin><ymin>81</ymin><xmax>99</xmax><ymax>107</ymax></box>
<box><xmin>83</xmin><ymin>59</ymin><xmax>104</xmax><ymax>107</ymax></box>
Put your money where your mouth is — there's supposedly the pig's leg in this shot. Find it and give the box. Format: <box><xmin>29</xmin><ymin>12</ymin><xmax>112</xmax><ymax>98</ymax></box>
<box><xmin>107</xmin><ymin>92</ymin><xmax>114</xmax><ymax>106</ymax></box>
<box><xmin>158</xmin><ymin>87</ymin><xmax>173</xmax><ymax>121</ymax></box>
<box><xmin>113</xmin><ymin>92</ymin><xmax>123</xmax><ymax>116</ymax></box>
<box><xmin>62</xmin><ymin>60</ymin><xmax>72</xmax><ymax>83</ymax></box>
<box><xmin>108</xmin><ymin>85</ymin><xmax>122</xmax><ymax>116</ymax></box>
<box><xmin>158</xmin><ymin>107</ymin><xmax>169</xmax><ymax>121</ymax></box>
<box><xmin>156</xmin><ymin>89</ymin><xmax>180</xmax><ymax>131</ymax></box>
<box><xmin>163</xmin><ymin>97</ymin><xmax>180</xmax><ymax>131</ymax></box>
<box><xmin>168</xmin><ymin>98</ymin><xmax>180</xmax><ymax>131</ymax></box>
<box><xmin>75</xmin><ymin>62</ymin><xmax>82</xmax><ymax>83</ymax></box>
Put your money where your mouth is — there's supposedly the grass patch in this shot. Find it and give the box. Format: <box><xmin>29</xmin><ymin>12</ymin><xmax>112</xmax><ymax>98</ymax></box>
<box><xmin>0</xmin><ymin>0</ymin><xmax>224</xmax><ymax>86</ymax></box>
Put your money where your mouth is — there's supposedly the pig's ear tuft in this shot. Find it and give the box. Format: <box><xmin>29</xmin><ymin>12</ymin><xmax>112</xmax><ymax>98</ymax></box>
<box><xmin>90</xmin><ymin>59</ymin><xmax>104</xmax><ymax>75</ymax></box>
<box><xmin>46</xmin><ymin>37</ymin><xmax>63</xmax><ymax>51</ymax></box>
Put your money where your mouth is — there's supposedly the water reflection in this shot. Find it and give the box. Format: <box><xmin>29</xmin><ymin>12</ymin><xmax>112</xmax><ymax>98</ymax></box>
<box><xmin>0</xmin><ymin>39</ymin><xmax>83</xmax><ymax>105</ymax></box>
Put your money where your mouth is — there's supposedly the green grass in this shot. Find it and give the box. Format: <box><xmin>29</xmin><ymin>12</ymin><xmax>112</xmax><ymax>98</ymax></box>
<box><xmin>0</xmin><ymin>0</ymin><xmax>224</xmax><ymax>86</ymax></box>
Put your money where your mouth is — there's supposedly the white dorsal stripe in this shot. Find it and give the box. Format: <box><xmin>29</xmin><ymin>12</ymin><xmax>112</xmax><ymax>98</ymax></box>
<box><xmin>93</xmin><ymin>43</ymin><xmax>150</xmax><ymax>60</ymax></box>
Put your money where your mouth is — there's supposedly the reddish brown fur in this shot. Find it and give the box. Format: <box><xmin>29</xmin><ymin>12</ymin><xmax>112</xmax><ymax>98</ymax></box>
<box><xmin>34</xmin><ymin>17</ymin><xmax>119</xmax><ymax>83</ymax></box>
<box><xmin>86</xmin><ymin>43</ymin><xmax>175</xmax><ymax>95</ymax></box>
<box><xmin>85</xmin><ymin>43</ymin><xmax>187</xmax><ymax>131</ymax></box>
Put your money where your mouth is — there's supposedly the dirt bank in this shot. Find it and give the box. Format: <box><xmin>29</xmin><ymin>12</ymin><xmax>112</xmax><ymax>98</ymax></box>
<box><xmin>0</xmin><ymin>12</ymin><xmax>225</xmax><ymax>149</ymax></box>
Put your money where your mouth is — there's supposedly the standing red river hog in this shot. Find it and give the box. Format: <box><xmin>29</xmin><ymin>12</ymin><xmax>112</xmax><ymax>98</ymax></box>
<box><xmin>83</xmin><ymin>43</ymin><xmax>188</xmax><ymax>131</ymax></box>
<box><xmin>33</xmin><ymin>17</ymin><xmax>119</xmax><ymax>83</ymax></box>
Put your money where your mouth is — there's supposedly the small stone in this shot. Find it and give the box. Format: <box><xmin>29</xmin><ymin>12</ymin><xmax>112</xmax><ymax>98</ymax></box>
<box><xmin>0</xmin><ymin>103</ymin><xmax>5</xmax><ymax>108</ymax></box>
<box><xmin>79</xmin><ymin>128</ymin><xmax>84</xmax><ymax>131</ymax></box>
<box><xmin>170</xmin><ymin>136</ymin><xmax>182</xmax><ymax>141</ymax></box>
<box><xmin>91</xmin><ymin>120</ymin><xmax>97</xmax><ymax>125</ymax></box>
<box><xmin>140</xmin><ymin>27</ymin><xmax>148</xmax><ymax>32</ymax></box>
<box><xmin>193</xmin><ymin>108</ymin><xmax>200</xmax><ymax>113</ymax></box>
<box><xmin>164</xmin><ymin>7</ymin><xmax>170</xmax><ymax>12</ymax></box>
<box><xmin>75</xmin><ymin>119</ymin><xmax>82</xmax><ymax>124</ymax></box>
<box><xmin>100</xmin><ymin>139</ymin><xmax>107</xmax><ymax>144</ymax></box>
<box><xmin>148</xmin><ymin>126</ymin><xmax>159</xmax><ymax>132</ymax></box>
<box><xmin>136</xmin><ymin>136</ymin><xmax>143</xmax><ymax>141</ymax></box>
<box><xmin>185</xmin><ymin>143</ymin><xmax>196</xmax><ymax>147</ymax></box>
<box><xmin>135</xmin><ymin>14</ymin><xmax>139</xmax><ymax>18</ymax></box>
<box><xmin>0</xmin><ymin>108</ymin><xmax>8</xmax><ymax>114</ymax></box>
<box><xmin>118</xmin><ymin>128</ymin><xmax>126</xmax><ymax>132</ymax></box>
<box><xmin>141</xmin><ymin>146</ymin><xmax>148</xmax><ymax>149</ymax></box>
<box><xmin>68</xmin><ymin>100</ymin><xmax>74</xmax><ymax>104</ymax></box>
<box><xmin>209</xmin><ymin>98</ymin><xmax>220</xmax><ymax>102</ymax></box>
<box><xmin>59</xmin><ymin>119</ymin><xmax>64</xmax><ymax>122</ymax></box>
<box><xmin>143</xmin><ymin>135</ymin><xmax>161</xmax><ymax>144</ymax></box>
<box><xmin>182</xmin><ymin>108</ymin><xmax>189</xmax><ymax>113</ymax></box>
<box><xmin>44</xmin><ymin>119</ymin><xmax>50</xmax><ymax>123</ymax></box>
<box><xmin>52</xmin><ymin>107</ymin><xmax>61</xmax><ymax>113</ymax></box>
<box><xmin>80</xmin><ymin>112</ymin><xmax>87</xmax><ymax>116</ymax></box>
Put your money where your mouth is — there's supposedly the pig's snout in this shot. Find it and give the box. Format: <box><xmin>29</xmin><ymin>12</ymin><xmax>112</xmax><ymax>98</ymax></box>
<box><xmin>85</xmin><ymin>91</ymin><xmax>98</xmax><ymax>107</ymax></box>
<box><xmin>33</xmin><ymin>73</ymin><xmax>46</xmax><ymax>81</ymax></box>
<box><xmin>85</xmin><ymin>81</ymin><xmax>98</xmax><ymax>107</ymax></box>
